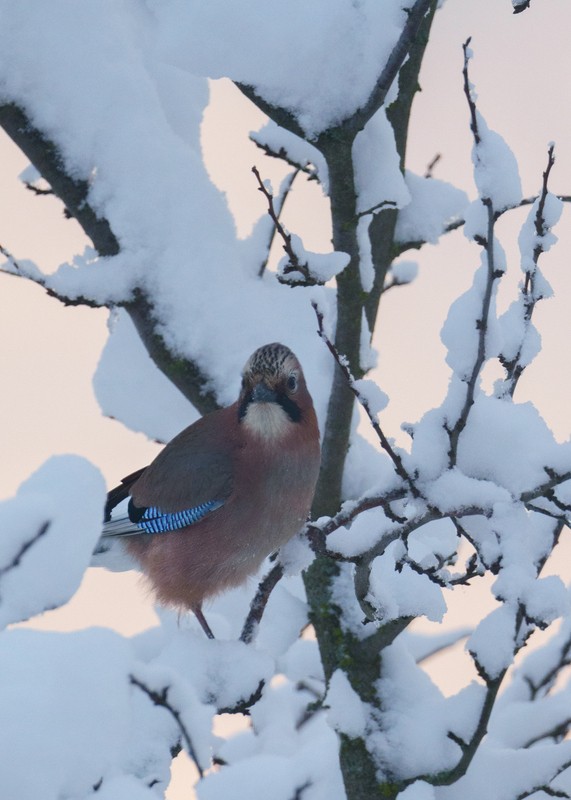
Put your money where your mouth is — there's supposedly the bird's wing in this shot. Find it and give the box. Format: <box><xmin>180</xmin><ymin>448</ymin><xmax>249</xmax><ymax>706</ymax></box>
<box><xmin>102</xmin><ymin>407</ymin><xmax>237</xmax><ymax>539</ymax></box>
<box><xmin>102</xmin><ymin>495</ymin><xmax>225</xmax><ymax>538</ymax></box>
<box><xmin>104</xmin><ymin>467</ymin><xmax>147</xmax><ymax>521</ymax></box>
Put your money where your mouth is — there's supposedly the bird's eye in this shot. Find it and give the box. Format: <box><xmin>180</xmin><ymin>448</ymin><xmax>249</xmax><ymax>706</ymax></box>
<box><xmin>286</xmin><ymin>373</ymin><xmax>298</xmax><ymax>392</ymax></box>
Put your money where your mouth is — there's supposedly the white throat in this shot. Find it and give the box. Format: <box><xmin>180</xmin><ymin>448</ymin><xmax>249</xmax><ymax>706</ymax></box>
<box><xmin>242</xmin><ymin>402</ymin><xmax>291</xmax><ymax>440</ymax></box>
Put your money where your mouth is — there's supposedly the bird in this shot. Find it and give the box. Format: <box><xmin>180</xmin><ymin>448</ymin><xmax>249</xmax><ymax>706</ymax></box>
<box><xmin>98</xmin><ymin>342</ymin><xmax>321</xmax><ymax>639</ymax></box>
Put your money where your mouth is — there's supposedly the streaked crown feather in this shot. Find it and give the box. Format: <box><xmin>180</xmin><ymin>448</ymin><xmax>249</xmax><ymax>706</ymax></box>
<box><xmin>242</xmin><ymin>342</ymin><xmax>298</xmax><ymax>380</ymax></box>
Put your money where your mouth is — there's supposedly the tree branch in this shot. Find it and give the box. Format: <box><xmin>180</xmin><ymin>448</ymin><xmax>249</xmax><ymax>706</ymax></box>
<box><xmin>0</xmin><ymin>101</ymin><xmax>221</xmax><ymax>415</ymax></box>
<box><xmin>255</xmin><ymin>168</ymin><xmax>300</xmax><ymax>277</ymax></box>
<box><xmin>240</xmin><ymin>561</ymin><xmax>284</xmax><ymax>644</ymax></box>
<box><xmin>500</xmin><ymin>143</ymin><xmax>557</xmax><ymax>396</ymax></box>
<box><xmin>447</xmin><ymin>42</ymin><xmax>503</xmax><ymax>465</ymax></box>
<box><xmin>428</xmin><ymin>673</ymin><xmax>504</xmax><ymax>785</ymax></box>
<box><xmin>312</xmin><ymin>301</ymin><xmax>420</xmax><ymax>497</ymax></box>
<box><xmin>0</xmin><ymin>521</ymin><xmax>50</xmax><ymax>580</ymax></box>
<box><xmin>252</xmin><ymin>166</ymin><xmax>318</xmax><ymax>285</ymax></box>
<box><xmin>129</xmin><ymin>675</ymin><xmax>205</xmax><ymax>777</ymax></box>
<box><xmin>338</xmin><ymin>0</ymin><xmax>436</xmax><ymax>138</ymax></box>
<box><xmin>0</xmin><ymin>102</ymin><xmax>119</xmax><ymax>257</ymax></box>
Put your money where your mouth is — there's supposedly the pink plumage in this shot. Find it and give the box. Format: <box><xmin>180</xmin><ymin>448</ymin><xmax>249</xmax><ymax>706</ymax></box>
<box><xmin>101</xmin><ymin>343</ymin><xmax>320</xmax><ymax>637</ymax></box>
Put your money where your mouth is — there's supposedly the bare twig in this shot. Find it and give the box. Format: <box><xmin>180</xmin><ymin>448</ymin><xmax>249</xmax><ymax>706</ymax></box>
<box><xmin>23</xmin><ymin>181</ymin><xmax>55</xmax><ymax>198</ymax></box>
<box><xmin>240</xmin><ymin>561</ymin><xmax>285</xmax><ymax>643</ymax></box>
<box><xmin>462</xmin><ymin>38</ymin><xmax>480</xmax><ymax>145</ymax></box>
<box><xmin>423</xmin><ymin>672</ymin><xmax>505</xmax><ymax>786</ymax></box>
<box><xmin>424</xmin><ymin>153</ymin><xmax>442</xmax><ymax>179</ymax></box>
<box><xmin>500</xmin><ymin>144</ymin><xmax>557</xmax><ymax>396</ymax></box>
<box><xmin>252</xmin><ymin>166</ymin><xmax>318</xmax><ymax>286</ymax></box>
<box><xmin>447</xmin><ymin>42</ymin><xmax>503</xmax><ymax>465</ymax></box>
<box><xmin>0</xmin><ymin>521</ymin><xmax>50</xmax><ymax>580</ymax></box>
<box><xmin>249</xmin><ymin>135</ymin><xmax>316</xmax><ymax>179</ymax></box>
<box><xmin>312</xmin><ymin>301</ymin><xmax>420</xmax><ymax>497</ymax></box>
<box><xmin>396</xmin><ymin>193</ymin><xmax>571</xmax><ymax>256</ymax></box>
<box><xmin>356</xmin><ymin>199</ymin><xmax>397</xmax><ymax>220</ymax></box>
<box><xmin>257</xmin><ymin>169</ymin><xmax>300</xmax><ymax>278</ymax></box>
<box><xmin>521</xmin><ymin>633</ymin><xmax>571</xmax><ymax>702</ymax></box>
<box><xmin>129</xmin><ymin>675</ymin><xmax>205</xmax><ymax>777</ymax></box>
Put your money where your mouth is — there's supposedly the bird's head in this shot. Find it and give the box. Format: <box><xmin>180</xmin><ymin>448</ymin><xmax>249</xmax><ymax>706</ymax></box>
<box><xmin>238</xmin><ymin>343</ymin><xmax>314</xmax><ymax>440</ymax></box>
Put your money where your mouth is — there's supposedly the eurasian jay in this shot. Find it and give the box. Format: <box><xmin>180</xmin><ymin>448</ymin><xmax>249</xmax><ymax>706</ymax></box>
<box><xmin>100</xmin><ymin>343</ymin><xmax>321</xmax><ymax>638</ymax></box>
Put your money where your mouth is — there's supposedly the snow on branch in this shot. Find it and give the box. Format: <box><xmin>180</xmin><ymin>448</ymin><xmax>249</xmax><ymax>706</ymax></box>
<box><xmin>497</xmin><ymin>144</ymin><xmax>562</xmax><ymax>398</ymax></box>
<box><xmin>253</xmin><ymin>169</ymin><xmax>300</xmax><ymax>278</ymax></box>
<box><xmin>129</xmin><ymin>674</ymin><xmax>207</xmax><ymax>777</ymax></box>
<box><xmin>0</xmin><ymin>102</ymin><xmax>119</xmax><ymax>257</ymax></box>
<box><xmin>0</xmin><ymin>242</ymin><xmax>105</xmax><ymax>309</ymax></box>
<box><xmin>312</xmin><ymin>300</ymin><xmax>419</xmax><ymax>497</ymax></box>
<box><xmin>444</xmin><ymin>39</ymin><xmax>521</xmax><ymax>465</ymax></box>
<box><xmin>252</xmin><ymin>167</ymin><xmax>349</xmax><ymax>285</ymax></box>
<box><xmin>0</xmin><ymin>456</ymin><xmax>105</xmax><ymax>628</ymax></box>
<box><xmin>341</xmin><ymin>0</ymin><xmax>436</xmax><ymax>138</ymax></box>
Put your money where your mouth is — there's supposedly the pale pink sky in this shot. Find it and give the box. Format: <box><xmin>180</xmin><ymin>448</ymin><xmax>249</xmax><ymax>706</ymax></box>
<box><xmin>1</xmin><ymin>2</ymin><xmax>571</xmax><ymax>795</ymax></box>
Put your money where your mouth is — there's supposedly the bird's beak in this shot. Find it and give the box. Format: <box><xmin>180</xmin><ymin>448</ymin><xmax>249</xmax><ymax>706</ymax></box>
<box><xmin>251</xmin><ymin>381</ymin><xmax>278</xmax><ymax>404</ymax></box>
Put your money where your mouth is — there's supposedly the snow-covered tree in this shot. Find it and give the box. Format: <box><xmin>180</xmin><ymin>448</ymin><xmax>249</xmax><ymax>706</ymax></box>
<box><xmin>1</xmin><ymin>2</ymin><xmax>571</xmax><ymax>799</ymax></box>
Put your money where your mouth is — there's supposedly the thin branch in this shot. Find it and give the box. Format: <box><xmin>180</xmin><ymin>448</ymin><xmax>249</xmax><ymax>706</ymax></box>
<box><xmin>355</xmin><ymin>199</ymin><xmax>397</xmax><ymax>220</ymax></box>
<box><xmin>500</xmin><ymin>143</ymin><xmax>557</xmax><ymax>396</ymax></box>
<box><xmin>129</xmin><ymin>675</ymin><xmax>205</xmax><ymax>777</ymax></box>
<box><xmin>522</xmin><ymin>632</ymin><xmax>571</xmax><ymax>701</ymax></box>
<box><xmin>256</xmin><ymin>169</ymin><xmax>300</xmax><ymax>278</ymax></box>
<box><xmin>23</xmin><ymin>181</ymin><xmax>55</xmax><ymax>198</ymax></box>
<box><xmin>0</xmin><ymin>102</ymin><xmax>119</xmax><ymax>256</ymax></box>
<box><xmin>0</xmin><ymin>242</ymin><xmax>105</xmax><ymax>308</ymax></box>
<box><xmin>0</xmin><ymin>521</ymin><xmax>50</xmax><ymax>579</ymax></box>
<box><xmin>521</xmin><ymin>470</ymin><xmax>571</xmax><ymax>505</ymax></box>
<box><xmin>396</xmin><ymin>193</ymin><xmax>571</xmax><ymax>256</ymax></box>
<box><xmin>523</xmin><ymin>718</ymin><xmax>571</xmax><ymax>749</ymax></box>
<box><xmin>312</xmin><ymin>301</ymin><xmax>420</xmax><ymax>497</ymax></box>
<box><xmin>249</xmin><ymin>135</ymin><xmax>316</xmax><ymax>179</ymax></box>
<box><xmin>424</xmin><ymin>153</ymin><xmax>442</xmax><ymax>179</ymax></box>
<box><xmin>217</xmin><ymin>679</ymin><xmax>265</xmax><ymax>716</ymax></box>
<box><xmin>240</xmin><ymin>561</ymin><xmax>285</xmax><ymax>644</ymax></box>
<box><xmin>424</xmin><ymin>672</ymin><xmax>505</xmax><ymax>786</ymax></box>
<box><xmin>515</xmin><ymin>759</ymin><xmax>571</xmax><ymax>800</ymax></box>
<box><xmin>447</xmin><ymin>42</ymin><xmax>503</xmax><ymax>465</ymax></box>
<box><xmin>462</xmin><ymin>38</ymin><xmax>480</xmax><ymax>145</ymax></box>
<box><xmin>252</xmin><ymin>166</ymin><xmax>318</xmax><ymax>286</ymax></box>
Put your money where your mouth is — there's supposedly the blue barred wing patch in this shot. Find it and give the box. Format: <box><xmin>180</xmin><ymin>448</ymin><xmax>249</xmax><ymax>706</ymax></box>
<box><xmin>135</xmin><ymin>499</ymin><xmax>224</xmax><ymax>534</ymax></box>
